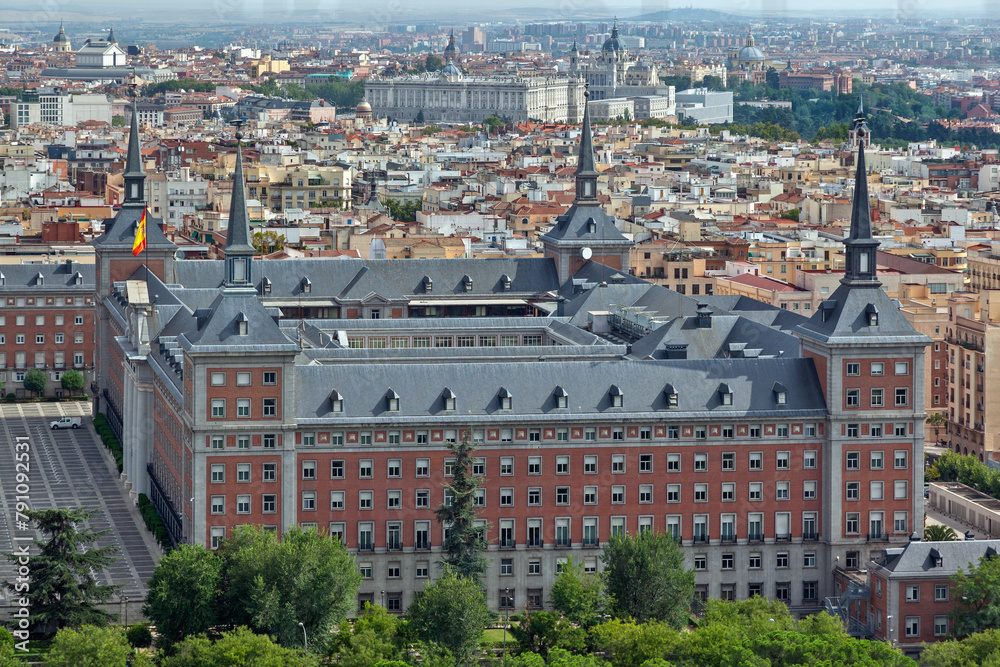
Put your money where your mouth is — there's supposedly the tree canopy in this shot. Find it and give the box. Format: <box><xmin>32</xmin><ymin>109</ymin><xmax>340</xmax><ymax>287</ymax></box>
<box><xmin>549</xmin><ymin>557</ymin><xmax>606</xmax><ymax>629</ymax></box>
<box><xmin>8</xmin><ymin>508</ymin><xmax>120</xmax><ymax>629</ymax></box>
<box><xmin>435</xmin><ymin>430</ymin><xmax>488</xmax><ymax>583</ymax></box>
<box><xmin>142</xmin><ymin>544</ymin><xmax>221</xmax><ymax>648</ymax></box>
<box><xmin>949</xmin><ymin>553</ymin><xmax>1000</xmax><ymax>637</ymax></box>
<box><xmin>406</xmin><ymin>568</ymin><xmax>490</xmax><ymax>664</ymax></box>
<box><xmin>601</xmin><ymin>531</ymin><xmax>694</xmax><ymax>627</ymax></box>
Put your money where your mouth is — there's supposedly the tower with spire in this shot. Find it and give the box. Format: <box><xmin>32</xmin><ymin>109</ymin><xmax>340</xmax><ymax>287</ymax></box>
<box><xmin>539</xmin><ymin>89</ymin><xmax>632</xmax><ymax>283</ymax></box>
<box><xmin>795</xmin><ymin>112</ymin><xmax>931</xmax><ymax>561</ymax></box>
<box><xmin>53</xmin><ymin>23</ymin><xmax>71</xmax><ymax>53</ymax></box>
<box><xmin>222</xmin><ymin>127</ymin><xmax>256</xmax><ymax>291</ymax></box>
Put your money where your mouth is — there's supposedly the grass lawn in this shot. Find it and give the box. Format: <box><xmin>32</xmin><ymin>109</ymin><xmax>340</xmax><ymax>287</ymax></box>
<box><xmin>483</xmin><ymin>628</ymin><xmax>510</xmax><ymax>644</ymax></box>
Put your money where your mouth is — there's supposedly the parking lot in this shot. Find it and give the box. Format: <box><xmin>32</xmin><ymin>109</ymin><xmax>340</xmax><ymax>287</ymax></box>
<box><xmin>0</xmin><ymin>401</ymin><xmax>160</xmax><ymax>601</ymax></box>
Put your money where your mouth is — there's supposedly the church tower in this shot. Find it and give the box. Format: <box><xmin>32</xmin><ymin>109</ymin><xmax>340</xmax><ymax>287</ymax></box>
<box><xmin>848</xmin><ymin>97</ymin><xmax>869</xmax><ymax>151</ymax></box>
<box><xmin>539</xmin><ymin>91</ymin><xmax>632</xmax><ymax>284</ymax></box>
<box><xmin>92</xmin><ymin>98</ymin><xmax>177</xmax><ymax>417</ymax></box>
<box><xmin>795</xmin><ymin>111</ymin><xmax>931</xmax><ymax>574</ymax></box>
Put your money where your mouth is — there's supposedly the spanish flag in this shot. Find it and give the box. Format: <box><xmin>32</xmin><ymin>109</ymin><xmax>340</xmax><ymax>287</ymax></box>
<box><xmin>132</xmin><ymin>209</ymin><xmax>147</xmax><ymax>257</ymax></box>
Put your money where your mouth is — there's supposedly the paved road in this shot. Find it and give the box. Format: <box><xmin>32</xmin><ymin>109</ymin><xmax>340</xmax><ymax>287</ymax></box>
<box><xmin>0</xmin><ymin>401</ymin><xmax>160</xmax><ymax>601</ymax></box>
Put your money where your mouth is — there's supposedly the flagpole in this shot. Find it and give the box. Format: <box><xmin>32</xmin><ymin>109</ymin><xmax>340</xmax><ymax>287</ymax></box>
<box><xmin>144</xmin><ymin>207</ymin><xmax>149</xmax><ymax>288</ymax></box>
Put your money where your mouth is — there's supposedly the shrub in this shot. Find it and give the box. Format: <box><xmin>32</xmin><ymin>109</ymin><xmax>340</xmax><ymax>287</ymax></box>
<box><xmin>126</xmin><ymin>623</ymin><xmax>152</xmax><ymax>648</ymax></box>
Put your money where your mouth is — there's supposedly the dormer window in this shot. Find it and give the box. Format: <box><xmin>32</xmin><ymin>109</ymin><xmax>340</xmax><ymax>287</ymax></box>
<box><xmin>330</xmin><ymin>389</ymin><xmax>343</xmax><ymax>413</ymax></box>
<box><xmin>609</xmin><ymin>385</ymin><xmax>623</xmax><ymax>408</ymax></box>
<box><xmin>866</xmin><ymin>303</ymin><xmax>878</xmax><ymax>327</ymax></box>
<box><xmin>664</xmin><ymin>383</ymin><xmax>678</xmax><ymax>408</ymax></box>
<box><xmin>587</xmin><ymin>218</ymin><xmax>596</xmax><ymax>234</ymax></box>
<box><xmin>236</xmin><ymin>312</ymin><xmax>248</xmax><ymax>336</ymax></box>
<box><xmin>443</xmin><ymin>388</ymin><xmax>456</xmax><ymax>411</ymax></box>
<box><xmin>501</xmin><ymin>274</ymin><xmax>511</xmax><ymax>291</ymax></box>
<box><xmin>773</xmin><ymin>382</ymin><xmax>787</xmax><ymax>405</ymax></box>
<box><xmin>463</xmin><ymin>275</ymin><xmax>473</xmax><ymax>292</ymax></box>
<box><xmin>554</xmin><ymin>386</ymin><xmax>568</xmax><ymax>409</ymax></box>
<box><xmin>0</xmin><ymin>272</ymin><xmax>5</xmax><ymax>286</ymax></box>
<box><xmin>74</xmin><ymin>272</ymin><xmax>83</xmax><ymax>285</ymax></box>
<box><xmin>301</xmin><ymin>277</ymin><xmax>311</xmax><ymax>294</ymax></box>
<box><xmin>262</xmin><ymin>276</ymin><xmax>271</xmax><ymax>294</ymax></box>
<box><xmin>386</xmin><ymin>389</ymin><xmax>400</xmax><ymax>412</ymax></box>
<box><xmin>499</xmin><ymin>387</ymin><xmax>512</xmax><ymax>411</ymax></box>
<box><xmin>35</xmin><ymin>273</ymin><xmax>44</xmax><ymax>286</ymax></box>
<box><xmin>423</xmin><ymin>276</ymin><xmax>433</xmax><ymax>293</ymax></box>
<box><xmin>719</xmin><ymin>383</ymin><xmax>733</xmax><ymax>406</ymax></box>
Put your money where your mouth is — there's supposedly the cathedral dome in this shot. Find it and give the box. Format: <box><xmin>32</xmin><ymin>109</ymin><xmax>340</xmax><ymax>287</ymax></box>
<box><xmin>441</xmin><ymin>61</ymin><xmax>462</xmax><ymax>77</ymax></box>
<box><xmin>356</xmin><ymin>97</ymin><xmax>372</xmax><ymax>114</ymax></box>
<box><xmin>443</xmin><ymin>31</ymin><xmax>457</xmax><ymax>60</ymax></box>
<box><xmin>53</xmin><ymin>24</ymin><xmax>69</xmax><ymax>44</ymax></box>
<box><xmin>738</xmin><ymin>45</ymin><xmax>766</xmax><ymax>61</ymax></box>
<box><xmin>602</xmin><ymin>26</ymin><xmax>625</xmax><ymax>53</ymax></box>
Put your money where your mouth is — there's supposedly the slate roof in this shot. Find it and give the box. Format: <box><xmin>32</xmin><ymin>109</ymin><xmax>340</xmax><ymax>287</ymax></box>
<box><xmin>173</xmin><ymin>257</ymin><xmax>560</xmax><ymax>299</ymax></box>
<box><xmin>0</xmin><ymin>262</ymin><xmax>93</xmax><ymax>290</ymax></box>
<box><xmin>293</xmin><ymin>356</ymin><xmax>827</xmax><ymax>424</ymax></box>
<box><xmin>93</xmin><ymin>205</ymin><xmax>175</xmax><ymax>252</ymax></box>
<box><xmin>873</xmin><ymin>539</ymin><xmax>1000</xmax><ymax>575</ymax></box>
<box><xmin>796</xmin><ymin>283</ymin><xmax>930</xmax><ymax>345</ymax></box>
<box><xmin>628</xmin><ymin>313</ymin><xmax>801</xmax><ymax>360</ymax></box>
<box><xmin>539</xmin><ymin>203</ymin><xmax>630</xmax><ymax>246</ymax></box>
<box><xmin>179</xmin><ymin>291</ymin><xmax>297</xmax><ymax>351</ymax></box>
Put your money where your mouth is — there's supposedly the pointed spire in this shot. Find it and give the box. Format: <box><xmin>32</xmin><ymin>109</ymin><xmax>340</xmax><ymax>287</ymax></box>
<box><xmin>224</xmin><ymin>134</ymin><xmax>255</xmax><ymax>257</ymax></box>
<box><xmin>122</xmin><ymin>97</ymin><xmax>146</xmax><ymax>207</ymax></box>
<box><xmin>841</xmin><ymin>122</ymin><xmax>880</xmax><ymax>287</ymax></box>
<box><xmin>857</xmin><ymin>95</ymin><xmax>864</xmax><ymax>116</ymax></box>
<box><xmin>574</xmin><ymin>87</ymin><xmax>599</xmax><ymax>203</ymax></box>
<box><xmin>107</xmin><ymin>26</ymin><xmax>116</xmax><ymax>44</ymax></box>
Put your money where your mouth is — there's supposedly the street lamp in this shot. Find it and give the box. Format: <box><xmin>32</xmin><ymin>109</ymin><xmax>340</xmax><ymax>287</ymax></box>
<box><xmin>298</xmin><ymin>621</ymin><xmax>308</xmax><ymax>651</ymax></box>
<box><xmin>124</xmin><ymin>596</ymin><xmax>129</xmax><ymax>631</ymax></box>
<box><xmin>380</xmin><ymin>590</ymin><xmax>385</xmax><ymax>607</ymax></box>
<box><xmin>502</xmin><ymin>587</ymin><xmax>511</xmax><ymax>664</ymax></box>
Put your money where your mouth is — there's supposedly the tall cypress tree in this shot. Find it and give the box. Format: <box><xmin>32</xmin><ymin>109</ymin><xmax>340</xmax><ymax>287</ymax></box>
<box><xmin>7</xmin><ymin>508</ymin><xmax>120</xmax><ymax>629</ymax></box>
<box><xmin>435</xmin><ymin>429</ymin><xmax>488</xmax><ymax>584</ymax></box>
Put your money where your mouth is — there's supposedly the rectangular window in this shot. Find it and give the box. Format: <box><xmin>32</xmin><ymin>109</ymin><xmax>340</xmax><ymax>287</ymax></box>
<box><xmin>694</xmin><ymin>453</ymin><xmax>707</xmax><ymax>471</ymax></box>
<box><xmin>556</xmin><ymin>487</ymin><xmax>570</xmax><ymax>505</ymax></box>
<box><xmin>667</xmin><ymin>453</ymin><xmax>680</xmax><ymax>471</ymax></box>
<box><xmin>749</xmin><ymin>452</ymin><xmax>763</xmax><ymax>471</ymax></box>
<box><xmin>612</xmin><ymin>485</ymin><xmax>626</xmax><ymax>504</ymax></box>
<box><xmin>584</xmin><ymin>455</ymin><xmax>598</xmax><ymax>474</ymax></box>
<box><xmin>895</xmin><ymin>387</ymin><xmax>909</xmax><ymax>406</ymax></box>
<box><xmin>846</xmin><ymin>452</ymin><xmax>860</xmax><ymax>470</ymax></box>
<box><xmin>803</xmin><ymin>480</ymin><xmax>817</xmax><ymax>500</ymax></box>
<box><xmin>722</xmin><ymin>482</ymin><xmax>735</xmax><ymax>502</ymax></box>
<box><xmin>263</xmin><ymin>494</ymin><xmax>276</xmax><ymax>513</ymax></box>
<box><xmin>416</xmin><ymin>458</ymin><xmax>429</xmax><ymax>477</ymax></box>
<box><xmin>871</xmin><ymin>388</ymin><xmax>884</xmax><ymax>407</ymax></box>
<box><xmin>359</xmin><ymin>459</ymin><xmax>373</xmax><ymax>479</ymax></box>
<box><xmin>694</xmin><ymin>483</ymin><xmax>707</xmax><ymax>502</ymax></box>
<box><xmin>528</xmin><ymin>456</ymin><xmax>541</xmax><ymax>475</ymax></box>
<box><xmin>611</xmin><ymin>454</ymin><xmax>625</xmax><ymax>473</ymax></box>
<box><xmin>776</xmin><ymin>451</ymin><xmax>790</xmax><ymax>470</ymax></box>
<box><xmin>500</xmin><ymin>457</ymin><xmax>513</xmax><ymax>476</ymax></box>
<box><xmin>871</xmin><ymin>451</ymin><xmax>884</xmax><ymax>470</ymax></box>
<box><xmin>776</xmin><ymin>481</ymin><xmax>789</xmax><ymax>501</ymax></box>
<box><xmin>556</xmin><ymin>455</ymin><xmax>569</xmax><ymax>474</ymax></box>
<box><xmin>667</xmin><ymin>484</ymin><xmax>680</xmax><ymax>503</ymax></box>
<box><xmin>264</xmin><ymin>434</ymin><xmax>277</xmax><ymax>448</ymax></box>
<box><xmin>359</xmin><ymin>490</ymin><xmax>373</xmax><ymax>510</ymax></box>
<box><xmin>302</xmin><ymin>491</ymin><xmax>316</xmax><ymax>511</ymax></box>
<box><xmin>846</xmin><ymin>362</ymin><xmax>860</xmax><ymax>376</ymax></box>
<box><xmin>211</xmin><ymin>496</ymin><xmax>225</xmax><ymax>514</ymax></box>
<box><xmin>210</xmin><ymin>464</ymin><xmax>225</xmax><ymax>483</ymax></box>
<box><xmin>846</xmin><ymin>482</ymin><xmax>860</xmax><ymax>500</ymax></box>
<box><xmin>749</xmin><ymin>482</ymin><xmax>762</xmax><ymax>501</ymax></box>
<box><xmin>528</xmin><ymin>488</ymin><xmax>541</xmax><ymax>506</ymax></box>
<box><xmin>905</xmin><ymin>617</ymin><xmax>919</xmax><ymax>638</ymax></box>
<box><xmin>584</xmin><ymin>486</ymin><xmax>597</xmax><ymax>505</ymax></box>
<box><xmin>211</xmin><ymin>399</ymin><xmax>225</xmax><ymax>418</ymax></box>
<box><xmin>416</xmin><ymin>490</ymin><xmax>429</xmax><ymax>508</ymax></box>
<box><xmin>331</xmin><ymin>460</ymin><xmax>344</xmax><ymax>479</ymax></box>
<box><xmin>935</xmin><ymin>584</ymin><xmax>948</xmax><ymax>601</ymax></box>
<box><xmin>895</xmin><ymin>450</ymin><xmax>908</xmax><ymax>469</ymax></box>
<box><xmin>871</xmin><ymin>362</ymin><xmax>884</xmax><ymax>376</ymax></box>
<box><xmin>262</xmin><ymin>398</ymin><xmax>277</xmax><ymax>416</ymax></box>
<box><xmin>870</xmin><ymin>481</ymin><xmax>884</xmax><ymax>501</ymax></box>
<box><xmin>722</xmin><ymin>452</ymin><xmax>735</xmax><ymax>471</ymax></box>
<box><xmin>845</xmin><ymin>512</ymin><xmax>860</xmax><ymax>535</ymax></box>
<box><xmin>804</xmin><ymin>450</ymin><xmax>817</xmax><ymax>469</ymax></box>
<box><xmin>846</xmin><ymin>389</ymin><xmax>860</xmax><ymax>407</ymax></box>
<box><xmin>935</xmin><ymin>616</ymin><xmax>948</xmax><ymax>637</ymax></box>
<box><xmin>262</xmin><ymin>463</ymin><xmax>276</xmax><ymax>482</ymax></box>
<box><xmin>895</xmin><ymin>361</ymin><xmax>909</xmax><ymax>375</ymax></box>
<box><xmin>639</xmin><ymin>454</ymin><xmax>652</xmax><ymax>472</ymax></box>
<box><xmin>894</xmin><ymin>480</ymin><xmax>908</xmax><ymax>500</ymax></box>
<box><xmin>301</xmin><ymin>460</ymin><xmax>316</xmax><ymax>480</ymax></box>
<box><xmin>331</xmin><ymin>491</ymin><xmax>345</xmax><ymax>510</ymax></box>
<box><xmin>640</xmin><ymin>484</ymin><xmax>653</xmax><ymax>504</ymax></box>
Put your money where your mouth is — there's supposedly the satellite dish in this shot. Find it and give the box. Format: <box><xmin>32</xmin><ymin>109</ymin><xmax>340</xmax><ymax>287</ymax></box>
<box><xmin>581</xmin><ymin>247</ymin><xmax>593</xmax><ymax>260</ymax></box>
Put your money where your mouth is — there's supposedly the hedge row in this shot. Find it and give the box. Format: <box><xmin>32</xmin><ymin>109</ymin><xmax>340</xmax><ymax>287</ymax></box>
<box><xmin>137</xmin><ymin>493</ymin><xmax>172</xmax><ymax>551</ymax></box>
<box><xmin>2</xmin><ymin>394</ymin><xmax>87</xmax><ymax>403</ymax></box>
<box><xmin>92</xmin><ymin>413</ymin><xmax>124</xmax><ymax>473</ymax></box>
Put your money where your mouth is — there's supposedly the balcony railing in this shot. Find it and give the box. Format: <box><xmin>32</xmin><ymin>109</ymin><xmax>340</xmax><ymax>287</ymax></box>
<box><xmin>693</xmin><ymin>533</ymin><xmax>709</xmax><ymax>544</ymax></box>
<box><xmin>748</xmin><ymin>532</ymin><xmax>765</xmax><ymax>543</ymax></box>
<box><xmin>527</xmin><ymin>538</ymin><xmax>543</xmax><ymax>547</ymax></box>
<box><xmin>867</xmin><ymin>531</ymin><xmax>885</xmax><ymax>541</ymax></box>
<box><xmin>414</xmin><ymin>539</ymin><xmax>430</xmax><ymax>551</ymax></box>
<box><xmin>386</xmin><ymin>540</ymin><xmax>402</xmax><ymax>552</ymax></box>
<box><xmin>554</xmin><ymin>537</ymin><xmax>571</xmax><ymax>548</ymax></box>
<box><xmin>802</xmin><ymin>532</ymin><xmax>820</xmax><ymax>541</ymax></box>
<box><xmin>720</xmin><ymin>533</ymin><xmax>737</xmax><ymax>544</ymax></box>
<box><xmin>582</xmin><ymin>537</ymin><xmax>600</xmax><ymax>547</ymax></box>
<box><xmin>357</xmin><ymin>543</ymin><xmax>374</xmax><ymax>552</ymax></box>
<box><xmin>775</xmin><ymin>533</ymin><xmax>792</xmax><ymax>542</ymax></box>
<box><xmin>499</xmin><ymin>539</ymin><xmax>516</xmax><ymax>550</ymax></box>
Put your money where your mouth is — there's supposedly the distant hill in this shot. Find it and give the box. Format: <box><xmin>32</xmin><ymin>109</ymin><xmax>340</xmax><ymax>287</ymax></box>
<box><xmin>629</xmin><ymin>7</ymin><xmax>742</xmax><ymax>22</ymax></box>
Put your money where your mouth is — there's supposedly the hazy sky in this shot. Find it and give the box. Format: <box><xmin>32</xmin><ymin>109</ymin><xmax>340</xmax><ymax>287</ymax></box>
<box><xmin>0</xmin><ymin>0</ymin><xmax>991</xmax><ymax>26</ymax></box>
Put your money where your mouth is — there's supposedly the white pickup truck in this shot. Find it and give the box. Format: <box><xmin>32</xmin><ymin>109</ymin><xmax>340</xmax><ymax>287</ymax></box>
<box><xmin>49</xmin><ymin>416</ymin><xmax>82</xmax><ymax>430</ymax></box>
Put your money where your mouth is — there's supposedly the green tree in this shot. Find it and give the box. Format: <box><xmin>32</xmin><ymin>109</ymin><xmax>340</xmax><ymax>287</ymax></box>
<box><xmin>659</xmin><ymin>75</ymin><xmax>691</xmax><ymax>91</ymax></box>
<box><xmin>925</xmin><ymin>524</ymin><xmax>958</xmax><ymax>542</ymax></box>
<box><xmin>702</xmin><ymin>75</ymin><xmax>725</xmax><ymax>90</ymax></box>
<box><xmin>22</xmin><ymin>368</ymin><xmax>47</xmax><ymax>396</ymax></box>
<box><xmin>406</xmin><ymin>568</ymin><xmax>490</xmax><ymax>664</ymax></box>
<box><xmin>111</xmin><ymin>115</ymin><xmax>125</xmax><ymax>127</ymax></box>
<box><xmin>601</xmin><ymin>532</ymin><xmax>694</xmax><ymax>627</ymax></box>
<box><xmin>0</xmin><ymin>627</ymin><xmax>23</xmax><ymax>667</ymax></box>
<box><xmin>949</xmin><ymin>553</ymin><xmax>1000</xmax><ymax>637</ymax></box>
<box><xmin>435</xmin><ymin>430</ymin><xmax>488</xmax><ymax>583</ymax></box>
<box><xmin>765</xmin><ymin>67</ymin><xmax>779</xmax><ymax>89</ymax></box>
<box><xmin>142</xmin><ymin>544</ymin><xmax>221</xmax><ymax>648</ymax></box>
<box><xmin>550</xmin><ymin>557</ymin><xmax>606</xmax><ymax>628</ymax></box>
<box><xmin>60</xmin><ymin>369</ymin><xmax>84</xmax><ymax>394</ymax></box>
<box><xmin>590</xmin><ymin>618</ymin><xmax>678</xmax><ymax>666</ymax></box>
<box><xmin>425</xmin><ymin>55</ymin><xmax>444</xmax><ymax>72</ymax></box>
<box><xmin>919</xmin><ymin>629</ymin><xmax>1000</xmax><ymax>667</ymax></box>
<box><xmin>482</xmin><ymin>115</ymin><xmax>506</xmax><ymax>135</ymax></box>
<box><xmin>217</xmin><ymin>525</ymin><xmax>360</xmax><ymax>652</ymax></box>
<box><xmin>509</xmin><ymin>611</ymin><xmax>585</xmax><ymax>658</ymax></box>
<box><xmin>252</xmin><ymin>229</ymin><xmax>286</xmax><ymax>255</ymax></box>
<box><xmin>163</xmin><ymin>626</ymin><xmax>319</xmax><ymax>667</ymax></box>
<box><xmin>43</xmin><ymin>625</ymin><xmax>151</xmax><ymax>667</ymax></box>
<box><xmin>780</xmin><ymin>208</ymin><xmax>800</xmax><ymax>222</ymax></box>
<box><xmin>330</xmin><ymin>604</ymin><xmax>404</xmax><ymax>667</ymax></box>
<box><xmin>422</xmin><ymin>124</ymin><xmax>444</xmax><ymax>136</ymax></box>
<box><xmin>7</xmin><ymin>508</ymin><xmax>120</xmax><ymax>629</ymax></box>
<box><xmin>383</xmin><ymin>198</ymin><xmax>421</xmax><ymax>222</ymax></box>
